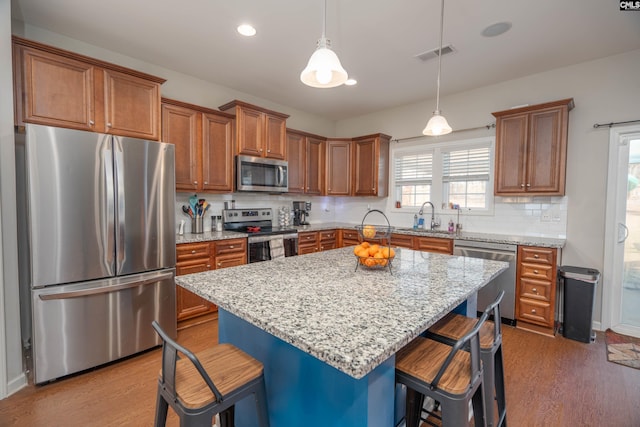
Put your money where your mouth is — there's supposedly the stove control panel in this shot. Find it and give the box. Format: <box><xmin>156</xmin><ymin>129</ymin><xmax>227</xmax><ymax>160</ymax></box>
<box><xmin>223</xmin><ymin>208</ymin><xmax>272</xmax><ymax>223</ymax></box>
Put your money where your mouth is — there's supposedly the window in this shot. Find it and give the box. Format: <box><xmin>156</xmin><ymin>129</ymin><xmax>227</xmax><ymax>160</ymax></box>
<box><xmin>393</xmin><ymin>137</ymin><xmax>494</xmax><ymax>213</ymax></box>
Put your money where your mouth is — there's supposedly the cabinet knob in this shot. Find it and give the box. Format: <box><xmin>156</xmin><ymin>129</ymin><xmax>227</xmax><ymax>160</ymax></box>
<box><xmin>533</xmin><ymin>269</ymin><xmax>539</xmax><ymax>274</ymax></box>
<box><xmin>259</xmin><ymin>148</ymin><xmax>263</xmax><ymax>152</ymax></box>
<box><xmin>107</xmin><ymin>122</ymin><xmax>112</xmax><ymax>127</ymax></box>
<box><xmin>217</xmin><ymin>262</ymin><xmax>221</xmax><ymax>267</ymax></box>
<box><xmin>534</xmin><ymin>254</ymin><xmax>540</xmax><ymax>259</ymax></box>
<box><xmin>191</xmin><ymin>250</ymin><xmax>196</xmax><ymax>254</ymax></box>
<box><xmin>230</xmin><ymin>245</ymin><xmax>234</xmax><ymax>249</ymax></box>
<box><xmin>526</xmin><ymin>183</ymin><xmax>531</xmax><ymax>187</ymax></box>
<box><xmin>267</xmin><ymin>149</ymin><xmax>271</xmax><ymax>153</ymax></box>
<box><xmin>206</xmin><ymin>264</ymin><xmax>211</xmax><ymax>268</ymax></box>
<box><xmin>531</xmin><ymin>309</ymin><xmax>537</xmax><ymax>314</ymax></box>
<box><xmin>520</xmin><ymin>184</ymin><xmax>525</xmax><ymax>188</ymax></box>
<box><xmin>194</xmin><ymin>181</ymin><xmax>198</xmax><ymax>185</ymax></box>
<box><xmin>89</xmin><ymin>120</ymin><xmax>95</xmax><ymax>125</ymax></box>
<box><xmin>204</xmin><ymin>181</ymin><xmax>208</xmax><ymax>185</ymax></box>
<box><xmin>532</xmin><ymin>288</ymin><xmax>538</xmax><ymax>293</ymax></box>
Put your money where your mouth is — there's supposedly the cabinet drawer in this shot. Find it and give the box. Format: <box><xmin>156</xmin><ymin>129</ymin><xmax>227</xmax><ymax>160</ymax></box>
<box><xmin>299</xmin><ymin>232</ymin><xmax>318</xmax><ymax>245</ymax></box>
<box><xmin>520</xmin><ymin>278</ymin><xmax>552</xmax><ymax>301</ymax></box>
<box><xmin>216</xmin><ymin>253</ymin><xmax>247</xmax><ymax>269</ymax></box>
<box><xmin>520</xmin><ymin>247</ymin><xmax>555</xmax><ymax>265</ymax></box>
<box><xmin>319</xmin><ymin>240</ymin><xmax>337</xmax><ymax>251</ymax></box>
<box><xmin>414</xmin><ymin>237</ymin><xmax>453</xmax><ymax>254</ymax></box>
<box><xmin>215</xmin><ymin>238</ymin><xmax>246</xmax><ymax>256</ymax></box>
<box><xmin>319</xmin><ymin>230</ymin><xmax>337</xmax><ymax>241</ymax></box>
<box><xmin>520</xmin><ymin>262</ymin><xmax>554</xmax><ymax>281</ymax></box>
<box><xmin>390</xmin><ymin>233</ymin><xmax>413</xmax><ymax>248</ymax></box>
<box><xmin>341</xmin><ymin>229</ymin><xmax>359</xmax><ymax>241</ymax></box>
<box><xmin>176</xmin><ymin>259</ymin><xmax>212</xmax><ymax>275</ymax></box>
<box><xmin>518</xmin><ymin>298</ymin><xmax>552</xmax><ymax>326</ymax></box>
<box><xmin>176</xmin><ymin>243</ymin><xmax>212</xmax><ymax>262</ymax></box>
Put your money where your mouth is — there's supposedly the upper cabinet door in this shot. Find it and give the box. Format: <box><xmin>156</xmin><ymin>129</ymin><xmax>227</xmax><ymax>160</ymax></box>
<box><xmin>493</xmin><ymin>98</ymin><xmax>573</xmax><ymax>196</ymax></box>
<box><xmin>17</xmin><ymin>45</ymin><xmax>96</xmax><ymax>131</ymax></box>
<box><xmin>264</xmin><ymin>114</ymin><xmax>287</xmax><ymax>160</ymax></box>
<box><xmin>202</xmin><ymin>113</ymin><xmax>234</xmax><ymax>192</ymax></box>
<box><xmin>103</xmin><ymin>69</ymin><xmax>161</xmax><ymax>140</ymax></box>
<box><xmin>286</xmin><ymin>131</ymin><xmax>306</xmax><ymax>194</ymax></box>
<box><xmin>306</xmin><ymin>137</ymin><xmax>325</xmax><ymax>195</ymax></box>
<box><xmin>326</xmin><ymin>139</ymin><xmax>351</xmax><ymax>196</ymax></box>
<box><xmin>236</xmin><ymin>107</ymin><xmax>264</xmax><ymax>157</ymax></box>
<box><xmin>494</xmin><ymin>113</ymin><xmax>528</xmax><ymax>194</ymax></box>
<box><xmin>161</xmin><ymin>103</ymin><xmax>200</xmax><ymax>192</ymax></box>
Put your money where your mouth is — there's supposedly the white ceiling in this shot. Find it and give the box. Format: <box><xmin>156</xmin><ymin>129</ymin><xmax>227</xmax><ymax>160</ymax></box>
<box><xmin>10</xmin><ymin>0</ymin><xmax>640</xmax><ymax>121</ymax></box>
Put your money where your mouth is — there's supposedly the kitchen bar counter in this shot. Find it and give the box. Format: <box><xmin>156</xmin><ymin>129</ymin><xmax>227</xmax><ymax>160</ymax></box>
<box><xmin>176</xmin><ymin>247</ymin><xmax>508</xmax><ymax>427</ymax></box>
<box><xmin>176</xmin><ymin>222</ymin><xmax>565</xmax><ymax>248</ymax></box>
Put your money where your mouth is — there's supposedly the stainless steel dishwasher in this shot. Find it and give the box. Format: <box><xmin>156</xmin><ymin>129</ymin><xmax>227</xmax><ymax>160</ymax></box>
<box><xmin>453</xmin><ymin>239</ymin><xmax>517</xmax><ymax>324</ymax></box>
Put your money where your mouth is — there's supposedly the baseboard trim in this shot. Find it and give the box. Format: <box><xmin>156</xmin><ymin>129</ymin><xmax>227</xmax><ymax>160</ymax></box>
<box><xmin>5</xmin><ymin>372</ymin><xmax>27</xmax><ymax>398</ymax></box>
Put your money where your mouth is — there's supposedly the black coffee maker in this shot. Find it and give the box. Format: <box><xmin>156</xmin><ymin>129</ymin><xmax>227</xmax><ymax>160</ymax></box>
<box><xmin>293</xmin><ymin>201</ymin><xmax>311</xmax><ymax>225</ymax></box>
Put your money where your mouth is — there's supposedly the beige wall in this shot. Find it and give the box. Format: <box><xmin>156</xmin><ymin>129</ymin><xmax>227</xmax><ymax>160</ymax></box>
<box><xmin>335</xmin><ymin>49</ymin><xmax>640</xmax><ymax>323</ymax></box>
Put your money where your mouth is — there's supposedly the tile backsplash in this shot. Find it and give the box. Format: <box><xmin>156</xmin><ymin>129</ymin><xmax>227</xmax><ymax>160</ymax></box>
<box><xmin>176</xmin><ymin>192</ymin><xmax>567</xmax><ymax>238</ymax></box>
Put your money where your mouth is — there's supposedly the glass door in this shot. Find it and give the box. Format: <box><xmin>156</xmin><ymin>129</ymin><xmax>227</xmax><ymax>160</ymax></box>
<box><xmin>604</xmin><ymin>125</ymin><xmax>640</xmax><ymax>338</ymax></box>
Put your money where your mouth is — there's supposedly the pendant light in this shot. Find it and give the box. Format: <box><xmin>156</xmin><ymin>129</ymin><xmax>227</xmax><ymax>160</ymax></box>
<box><xmin>423</xmin><ymin>0</ymin><xmax>452</xmax><ymax>136</ymax></box>
<box><xmin>300</xmin><ymin>0</ymin><xmax>348</xmax><ymax>88</ymax></box>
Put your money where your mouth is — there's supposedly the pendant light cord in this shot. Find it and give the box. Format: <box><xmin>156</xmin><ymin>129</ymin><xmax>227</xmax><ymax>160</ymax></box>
<box><xmin>435</xmin><ymin>0</ymin><xmax>445</xmax><ymax>113</ymax></box>
<box><xmin>322</xmin><ymin>0</ymin><xmax>327</xmax><ymax>39</ymax></box>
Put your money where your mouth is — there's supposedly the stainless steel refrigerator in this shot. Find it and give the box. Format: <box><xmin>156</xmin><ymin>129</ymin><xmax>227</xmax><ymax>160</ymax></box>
<box><xmin>15</xmin><ymin>124</ymin><xmax>177</xmax><ymax>384</ymax></box>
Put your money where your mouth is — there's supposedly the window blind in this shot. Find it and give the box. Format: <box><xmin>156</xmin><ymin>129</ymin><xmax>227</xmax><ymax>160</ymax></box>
<box><xmin>394</xmin><ymin>151</ymin><xmax>433</xmax><ymax>184</ymax></box>
<box><xmin>442</xmin><ymin>147</ymin><xmax>490</xmax><ymax>182</ymax></box>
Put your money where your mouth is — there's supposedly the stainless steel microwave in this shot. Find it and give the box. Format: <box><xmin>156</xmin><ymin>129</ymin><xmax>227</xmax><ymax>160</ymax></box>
<box><xmin>236</xmin><ymin>155</ymin><xmax>288</xmax><ymax>192</ymax></box>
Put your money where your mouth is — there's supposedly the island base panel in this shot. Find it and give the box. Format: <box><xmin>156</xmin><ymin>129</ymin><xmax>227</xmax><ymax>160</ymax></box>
<box><xmin>218</xmin><ymin>309</ymin><xmax>396</xmax><ymax>427</ymax></box>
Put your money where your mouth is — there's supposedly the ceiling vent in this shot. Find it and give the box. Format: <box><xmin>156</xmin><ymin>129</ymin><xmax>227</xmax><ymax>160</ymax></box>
<box><xmin>414</xmin><ymin>44</ymin><xmax>455</xmax><ymax>61</ymax></box>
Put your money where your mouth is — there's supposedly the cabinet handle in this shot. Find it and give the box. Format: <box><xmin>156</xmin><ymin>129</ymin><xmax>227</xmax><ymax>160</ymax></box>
<box><xmin>526</xmin><ymin>183</ymin><xmax>531</xmax><ymax>187</ymax></box>
<box><xmin>520</xmin><ymin>184</ymin><xmax>525</xmax><ymax>188</ymax></box>
<box><xmin>206</xmin><ymin>264</ymin><xmax>211</xmax><ymax>268</ymax></box>
<box><xmin>533</xmin><ymin>269</ymin><xmax>539</xmax><ymax>274</ymax></box>
<box><xmin>107</xmin><ymin>122</ymin><xmax>112</xmax><ymax>127</ymax></box>
<box><xmin>89</xmin><ymin>120</ymin><xmax>95</xmax><ymax>125</ymax></box>
<box><xmin>531</xmin><ymin>309</ymin><xmax>537</xmax><ymax>314</ymax></box>
<box><xmin>194</xmin><ymin>181</ymin><xmax>198</xmax><ymax>185</ymax></box>
<box><xmin>204</xmin><ymin>181</ymin><xmax>208</xmax><ymax>185</ymax></box>
<box><xmin>534</xmin><ymin>254</ymin><xmax>540</xmax><ymax>259</ymax></box>
<box><xmin>191</xmin><ymin>250</ymin><xmax>196</xmax><ymax>254</ymax></box>
<box><xmin>217</xmin><ymin>263</ymin><xmax>221</xmax><ymax>267</ymax></box>
<box><xmin>532</xmin><ymin>288</ymin><xmax>538</xmax><ymax>293</ymax></box>
<box><xmin>230</xmin><ymin>245</ymin><xmax>234</xmax><ymax>249</ymax></box>
<box><xmin>260</xmin><ymin>148</ymin><xmax>263</xmax><ymax>152</ymax></box>
<box><xmin>267</xmin><ymin>149</ymin><xmax>271</xmax><ymax>153</ymax></box>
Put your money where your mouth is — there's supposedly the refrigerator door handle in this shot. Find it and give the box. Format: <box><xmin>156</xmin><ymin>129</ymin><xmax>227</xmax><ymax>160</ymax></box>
<box><xmin>113</xmin><ymin>137</ymin><xmax>126</xmax><ymax>271</ymax></box>
<box><xmin>103</xmin><ymin>135</ymin><xmax>116</xmax><ymax>268</ymax></box>
<box><xmin>38</xmin><ymin>271</ymin><xmax>174</xmax><ymax>300</ymax></box>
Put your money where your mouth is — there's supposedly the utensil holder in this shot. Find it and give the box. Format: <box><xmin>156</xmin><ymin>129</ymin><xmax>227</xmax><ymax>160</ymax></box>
<box><xmin>191</xmin><ymin>217</ymin><xmax>203</xmax><ymax>234</ymax></box>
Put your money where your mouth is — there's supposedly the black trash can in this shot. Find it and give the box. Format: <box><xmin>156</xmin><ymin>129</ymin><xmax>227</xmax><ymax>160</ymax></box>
<box><xmin>559</xmin><ymin>266</ymin><xmax>600</xmax><ymax>343</ymax></box>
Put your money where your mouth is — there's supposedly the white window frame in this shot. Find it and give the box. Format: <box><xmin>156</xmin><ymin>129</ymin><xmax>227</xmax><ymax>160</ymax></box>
<box><xmin>391</xmin><ymin>136</ymin><xmax>495</xmax><ymax>216</ymax></box>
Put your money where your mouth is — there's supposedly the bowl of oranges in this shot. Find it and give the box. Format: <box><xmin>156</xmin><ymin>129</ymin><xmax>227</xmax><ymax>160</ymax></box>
<box><xmin>353</xmin><ymin>241</ymin><xmax>395</xmax><ymax>270</ymax></box>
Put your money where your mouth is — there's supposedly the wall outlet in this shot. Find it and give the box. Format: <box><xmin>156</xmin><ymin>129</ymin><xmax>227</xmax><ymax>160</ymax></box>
<box><xmin>541</xmin><ymin>210</ymin><xmax>552</xmax><ymax>222</ymax></box>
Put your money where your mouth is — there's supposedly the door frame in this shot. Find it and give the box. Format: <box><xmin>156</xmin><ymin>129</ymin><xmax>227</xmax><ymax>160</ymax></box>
<box><xmin>603</xmin><ymin>124</ymin><xmax>640</xmax><ymax>337</ymax></box>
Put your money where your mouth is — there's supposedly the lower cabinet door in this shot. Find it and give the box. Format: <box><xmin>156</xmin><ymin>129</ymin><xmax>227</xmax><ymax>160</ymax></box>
<box><xmin>176</xmin><ymin>260</ymin><xmax>216</xmax><ymax>321</ymax></box>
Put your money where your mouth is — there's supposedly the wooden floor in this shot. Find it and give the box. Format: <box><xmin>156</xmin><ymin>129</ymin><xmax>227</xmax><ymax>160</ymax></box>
<box><xmin>1</xmin><ymin>320</ymin><xmax>639</xmax><ymax>427</ymax></box>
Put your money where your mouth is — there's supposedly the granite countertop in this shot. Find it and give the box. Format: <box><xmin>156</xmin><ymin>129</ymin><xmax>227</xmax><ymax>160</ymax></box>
<box><xmin>175</xmin><ymin>222</ymin><xmax>565</xmax><ymax>248</ymax></box>
<box><xmin>175</xmin><ymin>246</ymin><xmax>509</xmax><ymax>379</ymax></box>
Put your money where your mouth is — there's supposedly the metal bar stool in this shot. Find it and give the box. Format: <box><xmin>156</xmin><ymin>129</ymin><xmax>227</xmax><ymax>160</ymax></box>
<box><xmin>151</xmin><ymin>321</ymin><xmax>270</xmax><ymax>427</ymax></box>
<box><xmin>396</xmin><ymin>310</ymin><xmax>489</xmax><ymax>427</ymax></box>
<box><xmin>426</xmin><ymin>290</ymin><xmax>507</xmax><ymax>427</ymax></box>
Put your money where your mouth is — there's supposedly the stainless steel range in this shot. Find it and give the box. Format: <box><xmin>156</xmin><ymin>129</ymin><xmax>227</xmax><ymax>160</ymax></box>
<box><xmin>223</xmin><ymin>208</ymin><xmax>298</xmax><ymax>262</ymax></box>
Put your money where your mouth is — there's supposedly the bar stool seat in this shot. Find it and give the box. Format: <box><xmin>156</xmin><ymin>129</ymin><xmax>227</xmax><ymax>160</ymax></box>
<box><xmin>152</xmin><ymin>320</ymin><xmax>270</xmax><ymax>427</ymax></box>
<box><xmin>427</xmin><ymin>290</ymin><xmax>507</xmax><ymax>427</ymax></box>
<box><xmin>396</xmin><ymin>312</ymin><xmax>488</xmax><ymax>427</ymax></box>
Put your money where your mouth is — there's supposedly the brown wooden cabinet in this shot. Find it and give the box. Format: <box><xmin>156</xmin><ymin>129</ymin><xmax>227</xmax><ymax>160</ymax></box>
<box><xmin>162</xmin><ymin>98</ymin><xmax>234</xmax><ymax>193</ymax></box>
<box><xmin>176</xmin><ymin>242</ymin><xmax>216</xmax><ymax>321</ymax></box>
<box><xmin>298</xmin><ymin>229</ymin><xmax>338</xmax><ymax>254</ymax></box>
<box><xmin>326</xmin><ymin>139</ymin><xmax>352</xmax><ymax>196</ymax></box>
<box><xmin>390</xmin><ymin>233</ymin><xmax>414</xmax><ymax>249</ymax></box>
<box><xmin>515</xmin><ymin>245</ymin><xmax>558</xmax><ymax>336</ymax></box>
<box><xmin>340</xmin><ymin>229</ymin><xmax>360</xmax><ymax>247</ymax></box>
<box><xmin>219</xmin><ymin>100</ymin><xmax>289</xmax><ymax>160</ymax></box>
<box><xmin>13</xmin><ymin>36</ymin><xmax>164</xmax><ymax>140</ymax></box>
<box><xmin>493</xmin><ymin>99</ymin><xmax>573</xmax><ymax>196</ymax></box>
<box><xmin>413</xmin><ymin>236</ymin><xmax>453</xmax><ymax>254</ymax></box>
<box><xmin>352</xmin><ymin>134</ymin><xmax>391</xmax><ymax>197</ymax></box>
<box><xmin>286</xmin><ymin>129</ymin><xmax>325</xmax><ymax>195</ymax></box>
<box><xmin>176</xmin><ymin>238</ymin><xmax>246</xmax><ymax>322</ymax></box>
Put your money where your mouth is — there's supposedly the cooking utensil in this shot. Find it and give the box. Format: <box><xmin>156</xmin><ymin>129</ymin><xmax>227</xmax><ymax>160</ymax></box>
<box><xmin>182</xmin><ymin>205</ymin><xmax>193</xmax><ymax>218</ymax></box>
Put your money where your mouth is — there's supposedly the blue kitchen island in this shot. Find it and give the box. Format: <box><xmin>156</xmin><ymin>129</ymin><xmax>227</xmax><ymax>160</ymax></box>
<box><xmin>175</xmin><ymin>247</ymin><xmax>508</xmax><ymax>427</ymax></box>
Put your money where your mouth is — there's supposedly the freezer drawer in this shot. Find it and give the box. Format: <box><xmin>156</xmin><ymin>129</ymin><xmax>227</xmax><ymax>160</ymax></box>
<box><xmin>30</xmin><ymin>269</ymin><xmax>176</xmax><ymax>384</ymax></box>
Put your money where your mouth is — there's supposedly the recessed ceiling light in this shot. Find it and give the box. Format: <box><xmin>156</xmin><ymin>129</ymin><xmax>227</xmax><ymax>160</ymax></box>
<box><xmin>345</xmin><ymin>78</ymin><xmax>357</xmax><ymax>86</ymax></box>
<box><xmin>237</xmin><ymin>24</ymin><xmax>256</xmax><ymax>37</ymax></box>
<box><xmin>481</xmin><ymin>22</ymin><xmax>512</xmax><ymax>37</ymax></box>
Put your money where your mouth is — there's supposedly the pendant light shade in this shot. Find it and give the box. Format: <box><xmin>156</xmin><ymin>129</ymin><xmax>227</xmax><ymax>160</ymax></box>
<box><xmin>423</xmin><ymin>0</ymin><xmax>452</xmax><ymax>136</ymax></box>
<box><xmin>300</xmin><ymin>0</ymin><xmax>348</xmax><ymax>88</ymax></box>
<box><xmin>423</xmin><ymin>111</ymin><xmax>452</xmax><ymax>136</ymax></box>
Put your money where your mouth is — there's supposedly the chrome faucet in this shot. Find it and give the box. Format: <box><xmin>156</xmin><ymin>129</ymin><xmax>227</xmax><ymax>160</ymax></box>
<box><xmin>418</xmin><ymin>201</ymin><xmax>439</xmax><ymax>230</ymax></box>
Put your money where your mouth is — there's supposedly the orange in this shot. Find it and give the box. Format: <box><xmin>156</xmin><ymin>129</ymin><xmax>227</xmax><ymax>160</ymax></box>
<box><xmin>380</xmin><ymin>247</ymin><xmax>390</xmax><ymax>259</ymax></box>
<box><xmin>353</xmin><ymin>244</ymin><xmax>363</xmax><ymax>255</ymax></box>
<box><xmin>361</xmin><ymin>241</ymin><xmax>371</xmax><ymax>249</ymax></box>
<box><xmin>363</xmin><ymin>225</ymin><xmax>377</xmax><ymax>238</ymax></box>
<box><xmin>364</xmin><ymin>257</ymin><xmax>377</xmax><ymax>267</ymax></box>
<box><xmin>368</xmin><ymin>244</ymin><xmax>380</xmax><ymax>256</ymax></box>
